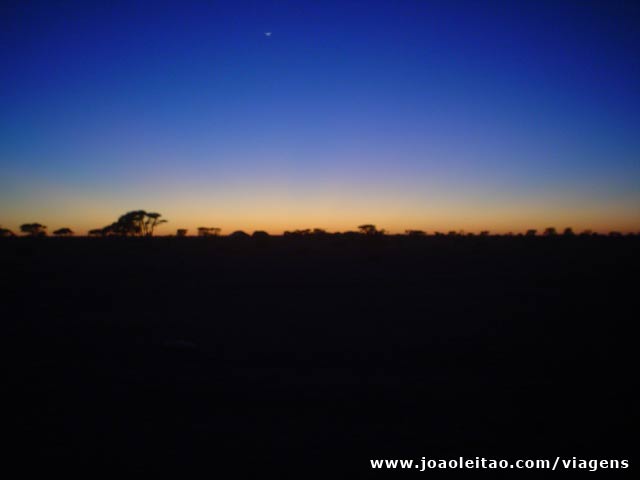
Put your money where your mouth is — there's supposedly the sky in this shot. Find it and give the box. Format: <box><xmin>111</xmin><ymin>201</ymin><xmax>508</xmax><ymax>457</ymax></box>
<box><xmin>1</xmin><ymin>0</ymin><xmax>639</xmax><ymax>234</ymax></box>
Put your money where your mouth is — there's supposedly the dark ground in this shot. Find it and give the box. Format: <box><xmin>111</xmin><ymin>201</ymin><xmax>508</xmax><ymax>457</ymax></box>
<box><xmin>3</xmin><ymin>235</ymin><xmax>638</xmax><ymax>475</ymax></box>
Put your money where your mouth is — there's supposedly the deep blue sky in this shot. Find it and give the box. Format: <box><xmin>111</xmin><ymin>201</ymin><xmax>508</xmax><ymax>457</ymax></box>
<box><xmin>1</xmin><ymin>0</ymin><xmax>639</xmax><ymax>233</ymax></box>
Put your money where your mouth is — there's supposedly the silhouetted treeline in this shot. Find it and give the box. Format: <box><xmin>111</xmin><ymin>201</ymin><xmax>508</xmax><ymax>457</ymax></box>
<box><xmin>2</xmin><ymin>214</ymin><xmax>637</xmax><ymax>239</ymax></box>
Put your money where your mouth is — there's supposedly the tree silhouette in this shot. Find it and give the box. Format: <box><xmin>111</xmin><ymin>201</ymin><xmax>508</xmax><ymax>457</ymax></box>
<box><xmin>117</xmin><ymin>210</ymin><xmax>144</xmax><ymax>236</ymax></box>
<box><xmin>525</xmin><ymin>229</ymin><xmax>537</xmax><ymax>237</ymax></box>
<box><xmin>20</xmin><ymin>223</ymin><xmax>47</xmax><ymax>237</ymax></box>
<box><xmin>53</xmin><ymin>227</ymin><xmax>74</xmax><ymax>237</ymax></box>
<box><xmin>543</xmin><ymin>227</ymin><xmax>558</xmax><ymax>237</ymax></box>
<box><xmin>176</xmin><ymin>229</ymin><xmax>188</xmax><ymax>237</ymax></box>
<box><xmin>358</xmin><ymin>224</ymin><xmax>385</xmax><ymax>235</ymax></box>
<box><xmin>99</xmin><ymin>210</ymin><xmax>168</xmax><ymax>237</ymax></box>
<box><xmin>145</xmin><ymin>212</ymin><xmax>167</xmax><ymax>236</ymax></box>
<box><xmin>562</xmin><ymin>227</ymin><xmax>575</xmax><ymax>237</ymax></box>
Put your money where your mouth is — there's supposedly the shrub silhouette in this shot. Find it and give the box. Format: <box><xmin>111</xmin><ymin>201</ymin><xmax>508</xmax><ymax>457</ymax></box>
<box><xmin>543</xmin><ymin>227</ymin><xmax>558</xmax><ymax>237</ymax></box>
<box><xmin>525</xmin><ymin>229</ymin><xmax>537</xmax><ymax>237</ymax></box>
<box><xmin>284</xmin><ymin>229</ymin><xmax>311</xmax><ymax>236</ymax></box>
<box><xmin>176</xmin><ymin>229</ymin><xmax>188</xmax><ymax>237</ymax></box>
<box><xmin>197</xmin><ymin>227</ymin><xmax>220</xmax><ymax>237</ymax></box>
<box><xmin>563</xmin><ymin>227</ymin><xmax>575</xmax><ymax>237</ymax></box>
<box><xmin>405</xmin><ymin>230</ymin><xmax>426</xmax><ymax>236</ymax></box>
<box><xmin>53</xmin><ymin>227</ymin><xmax>74</xmax><ymax>236</ymax></box>
<box><xmin>20</xmin><ymin>223</ymin><xmax>47</xmax><ymax>237</ymax></box>
<box><xmin>229</xmin><ymin>230</ymin><xmax>250</xmax><ymax>239</ymax></box>
<box><xmin>0</xmin><ymin>227</ymin><xmax>16</xmax><ymax>237</ymax></box>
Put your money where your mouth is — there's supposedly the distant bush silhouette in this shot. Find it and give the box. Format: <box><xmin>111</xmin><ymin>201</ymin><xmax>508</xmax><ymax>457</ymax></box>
<box><xmin>252</xmin><ymin>230</ymin><xmax>270</xmax><ymax>239</ymax></box>
<box><xmin>563</xmin><ymin>227</ymin><xmax>575</xmax><ymax>237</ymax></box>
<box><xmin>53</xmin><ymin>227</ymin><xmax>74</xmax><ymax>236</ymax></box>
<box><xmin>197</xmin><ymin>227</ymin><xmax>220</xmax><ymax>237</ymax></box>
<box><xmin>580</xmin><ymin>229</ymin><xmax>593</xmax><ymax>237</ymax></box>
<box><xmin>20</xmin><ymin>223</ymin><xmax>47</xmax><ymax>237</ymax></box>
<box><xmin>284</xmin><ymin>229</ymin><xmax>312</xmax><ymax>236</ymax></box>
<box><xmin>284</xmin><ymin>228</ymin><xmax>329</xmax><ymax>237</ymax></box>
<box><xmin>176</xmin><ymin>229</ymin><xmax>188</xmax><ymax>237</ymax></box>
<box><xmin>525</xmin><ymin>229</ymin><xmax>537</xmax><ymax>237</ymax></box>
<box><xmin>479</xmin><ymin>230</ymin><xmax>490</xmax><ymax>237</ymax></box>
<box><xmin>229</xmin><ymin>230</ymin><xmax>250</xmax><ymax>239</ymax></box>
<box><xmin>0</xmin><ymin>227</ymin><xmax>16</xmax><ymax>237</ymax></box>
<box><xmin>405</xmin><ymin>230</ymin><xmax>426</xmax><ymax>236</ymax></box>
<box><xmin>358</xmin><ymin>224</ymin><xmax>385</xmax><ymax>235</ymax></box>
<box><xmin>543</xmin><ymin>227</ymin><xmax>558</xmax><ymax>237</ymax></box>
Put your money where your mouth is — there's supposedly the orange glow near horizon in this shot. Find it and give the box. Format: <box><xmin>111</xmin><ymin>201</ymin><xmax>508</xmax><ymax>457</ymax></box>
<box><xmin>2</xmin><ymin>182</ymin><xmax>638</xmax><ymax>235</ymax></box>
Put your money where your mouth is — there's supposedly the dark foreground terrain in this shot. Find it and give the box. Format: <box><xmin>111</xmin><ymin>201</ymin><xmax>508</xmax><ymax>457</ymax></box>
<box><xmin>3</xmin><ymin>235</ymin><xmax>638</xmax><ymax>475</ymax></box>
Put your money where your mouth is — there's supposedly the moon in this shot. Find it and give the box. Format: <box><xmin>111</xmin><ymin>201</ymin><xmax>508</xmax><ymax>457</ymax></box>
<box><xmin>264</xmin><ymin>32</ymin><xmax>272</xmax><ymax>37</ymax></box>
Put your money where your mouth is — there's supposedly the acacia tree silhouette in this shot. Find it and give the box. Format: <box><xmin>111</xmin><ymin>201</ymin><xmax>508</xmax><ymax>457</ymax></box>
<box><xmin>96</xmin><ymin>210</ymin><xmax>168</xmax><ymax>237</ymax></box>
<box><xmin>145</xmin><ymin>212</ymin><xmax>167</xmax><ymax>236</ymax></box>
<box><xmin>20</xmin><ymin>223</ymin><xmax>47</xmax><ymax>237</ymax></box>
